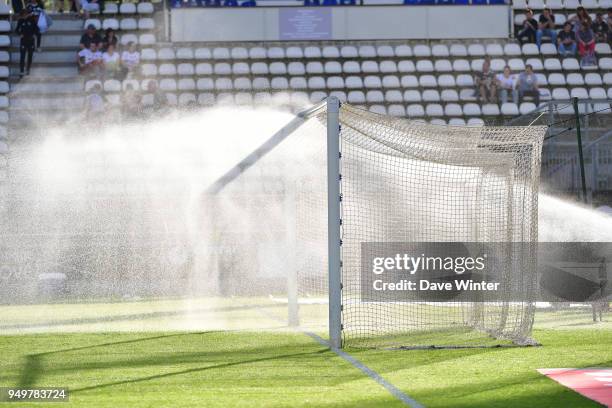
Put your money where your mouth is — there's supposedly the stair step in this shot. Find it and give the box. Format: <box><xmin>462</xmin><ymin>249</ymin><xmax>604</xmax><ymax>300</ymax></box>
<box><xmin>11</xmin><ymin>34</ymin><xmax>82</xmax><ymax>48</ymax></box>
<box><xmin>10</xmin><ymin>66</ymin><xmax>78</xmax><ymax>78</ymax></box>
<box><xmin>10</xmin><ymin>96</ymin><xmax>84</xmax><ymax>109</ymax></box>
<box><xmin>11</xmin><ymin>81</ymin><xmax>83</xmax><ymax>94</ymax></box>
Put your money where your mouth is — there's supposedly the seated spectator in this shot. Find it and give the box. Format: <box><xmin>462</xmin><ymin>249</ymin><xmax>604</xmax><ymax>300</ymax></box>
<box><xmin>146</xmin><ymin>80</ymin><xmax>168</xmax><ymax>114</ymax></box>
<box><xmin>84</xmin><ymin>83</ymin><xmax>105</xmax><ymax>116</ymax></box>
<box><xmin>592</xmin><ymin>13</ymin><xmax>608</xmax><ymax>43</ymax></box>
<box><xmin>558</xmin><ymin>22</ymin><xmax>577</xmax><ymax>56</ymax></box>
<box><xmin>102</xmin><ymin>43</ymin><xmax>121</xmax><ymax>78</ymax></box>
<box><xmin>76</xmin><ymin>0</ymin><xmax>100</xmax><ymax>19</ymax></box>
<box><xmin>608</xmin><ymin>8</ymin><xmax>612</xmax><ymax>33</ymax></box>
<box><xmin>80</xmin><ymin>24</ymin><xmax>101</xmax><ymax>49</ymax></box>
<box><xmin>475</xmin><ymin>57</ymin><xmax>496</xmax><ymax>103</ymax></box>
<box><xmin>517</xmin><ymin>9</ymin><xmax>538</xmax><ymax>45</ymax></box>
<box><xmin>569</xmin><ymin>6</ymin><xmax>591</xmax><ymax>33</ymax></box>
<box><xmin>577</xmin><ymin>20</ymin><xmax>597</xmax><ymax>66</ymax></box>
<box><xmin>77</xmin><ymin>41</ymin><xmax>102</xmax><ymax>78</ymax></box>
<box><xmin>517</xmin><ymin>64</ymin><xmax>539</xmax><ymax>106</ymax></box>
<box><xmin>496</xmin><ymin>66</ymin><xmax>518</xmax><ymax>105</ymax></box>
<box><xmin>122</xmin><ymin>83</ymin><xmax>141</xmax><ymax>119</ymax></box>
<box><xmin>121</xmin><ymin>42</ymin><xmax>140</xmax><ymax>77</ymax></box>
<box><xmin>102</xmin><ymin>28</ymin><xmax>118</xmax><ymax>52</ymax></box>
<box><xmin>536</xmin><ymin>8</ymin><xmax>557</xmax><ymax>49</ymax></box>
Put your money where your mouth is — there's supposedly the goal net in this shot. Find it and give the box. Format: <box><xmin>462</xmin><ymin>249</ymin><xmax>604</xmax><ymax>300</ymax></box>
<box><xmin>207</xmin><ymin>100</ymin><xmax>546</xmax><ymax>348</ymax></box>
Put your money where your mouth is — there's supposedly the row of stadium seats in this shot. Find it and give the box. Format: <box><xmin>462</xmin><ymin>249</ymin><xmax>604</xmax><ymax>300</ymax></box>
<box><xmin>83</xmin><ymin>18</ymin><xmax>156</xmax><ymax>31</ymax></box>
<box><xmin>137</xmin><ymin>59</ymin><xmax>612</xmax><ymax>76</ymax></box>
<box><xmin>101</xmin><ymin>2</ymin><xmax>155</xmax><ymax>14</ymax></box>
<box><xmin>514</xmin><ymin>12</ymin><xmax>608</xmax><ymax>26</ymax></box>
<box><xmin>0</xmin><ymin>3</ymin><xmax>8</xmax><ymax>150</ymax></box>
<box><xmin>88</xmin><ymin>78</ymin><xmax>612</xmax><ymax>101</ymax></box>
<box><xmin>512</xmin><ymin>0</ymin><xmax>611</xmax><ymax>9</ymax></box>
<box><xmin>142</xmin><ymin>43</ymin><xmax>612</xmax><ymax>61</ymax></box>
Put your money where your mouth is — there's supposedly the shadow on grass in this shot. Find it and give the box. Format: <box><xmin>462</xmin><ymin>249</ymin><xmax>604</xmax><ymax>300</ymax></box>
<box><xmin>0</xmin><ymin>303</ymin><xmax>284</xmax><ymax>331</ymax></box>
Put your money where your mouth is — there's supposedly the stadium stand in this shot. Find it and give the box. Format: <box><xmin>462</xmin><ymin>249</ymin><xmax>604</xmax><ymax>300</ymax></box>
<box><xmin>0</xmin><ymin>1</ymin><xmax>8</xmax><ymax>180</ymax></box>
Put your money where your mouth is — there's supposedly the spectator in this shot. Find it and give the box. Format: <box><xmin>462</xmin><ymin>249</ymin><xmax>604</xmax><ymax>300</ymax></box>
<box><xmin>102</xmin><ymin>43</ymin><xmax>121</xmax><ymax>78</ymax></box>
<box><xmin>536</xmin><ymin>8</ymin><xmax>557</xmax><ymax>49</ymax></box>
<box><xmin>517</xmin><ymin>9</ymin><xmax>538</xmax><ymax>45</ymax></box>
<box><xmin>84</xmin><ymin>83</ymin><xmax>105</xmax><ymax>116</ymax></box>
<box><xmin>517</xmin><ymin>64</ymin><xmax>539</xmax><ymax>106</ymax></box>
<box><xmin>496</xmin><ymin>66</ymin><xmax>518</xmax><ymax>105</ymax></box>
<box><xmin>557</xmin><ymin>22</ymin><xmax>577</xmax><ymax>56</ymax></box>
<box><xmin>608</xmin><ymin>8</ymin><xmax>612</xmax><ymax>33</ymax></box>
<box><xmin>146</xmin><ymin>80</ymin><xmax>168</xmax><ymax>114</ymax></box>
<box><xmin>25</xmin><ymin>0</ymin><xmax>43</xmax><ymax>51</ymax></box>
<box><xmin>592</xmin><ymin>13</ymin><xmax>608</xmax><ymax>43</ymax></box>
<box><xmin>102</xmin><ymin>28</ymin><xmax>118</xmax><ymax>52</ymax></box>
<box><xmin>77</xmin><ymin>0</ymin><xmax>100</xmax><ymax>20</ymax></box>
<box><xmin>122</xmin><ymin>83</ymin><xmax>141</xmax><ymax>119</ymax></box>
<box><xmin>15</xmin><ymin>10</ymin><xmax>39</xmax><ymax>76</ymax></box>
<box><xmin>121</xmin><ymin>42</ymin><xmax>140</xmax><ymax>77</ymax></box>
<box><xmin>77</xmin><ymin>41</ymin><xmax>102</xmax><ymax>78</ymax></box>
<box><xmin>80</xmin><ymin>24</ymin><xmax>101</xmax><ymax>49</ymax></box>
<box><xmin>577</xmin><ymin>20</ymin><xmax>597</xmax><ymax>66</ymax></box>
<box><xmin>475</xmin><ymin>57</ymin><xmax>497</xmax><ymax>103</ymax></box>
<box><xmin>569</xmin><ymin>6</ymin><xmax>591</xmax><ymax>33</ymax></box>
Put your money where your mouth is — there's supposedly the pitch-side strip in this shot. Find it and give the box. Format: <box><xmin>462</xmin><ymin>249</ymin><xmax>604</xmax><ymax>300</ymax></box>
<box><xmin>304</xmin><ymin>331</ymin><xmax>424</xmax><ymax>408</ymax></box>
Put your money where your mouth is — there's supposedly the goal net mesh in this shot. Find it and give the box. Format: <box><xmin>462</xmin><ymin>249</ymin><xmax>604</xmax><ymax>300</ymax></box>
<box><xmin>210</xmin><ymin>102</ymin><xmax>546</xmax><ymax>348</ymax></box>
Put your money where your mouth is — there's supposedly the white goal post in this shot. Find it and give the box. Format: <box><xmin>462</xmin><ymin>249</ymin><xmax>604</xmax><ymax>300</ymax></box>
<box><xmin>205</xmin><ymin>97</ymin><xmax>547</xmax><ymax>349</ymax></box>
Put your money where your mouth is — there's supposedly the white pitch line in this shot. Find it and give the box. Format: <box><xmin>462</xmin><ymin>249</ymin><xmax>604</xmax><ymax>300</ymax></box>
<box><xmin>304</xmin><ymin>331</ymin><xmax>425</xmax><ymax>408</ymax></box>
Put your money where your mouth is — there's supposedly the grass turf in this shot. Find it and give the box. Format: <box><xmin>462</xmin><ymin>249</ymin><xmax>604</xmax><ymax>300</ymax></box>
<box><xmin>0</xmin><ymin>300</ymin><xmax>610</xmax><ymax>407</ymax></box>
<box><xmin>0</xmin><ymin>329</ymin><xmax>610</xmax><ymax>407</ymax></box>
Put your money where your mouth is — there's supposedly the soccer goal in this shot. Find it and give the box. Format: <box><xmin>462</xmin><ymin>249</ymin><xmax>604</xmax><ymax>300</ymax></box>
<box><xmin>205</xmin><ymin>97</ymin><xmax>547</xmax><ymax>349</ymax></box>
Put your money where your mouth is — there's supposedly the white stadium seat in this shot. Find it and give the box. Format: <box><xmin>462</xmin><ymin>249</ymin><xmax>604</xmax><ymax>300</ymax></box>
<box><xmin>508</xmin><ymin>58</ymin><xmax>526</xmax><ymax>71</ymax></box>
<box><xmin>449</xmin><ymin>44</ymin><xmax>468</xmax><ymax>57</ymax></box>
<box><xmin>233</xmin><ymin>47</ymin><xmax>252</xmax><ymax>59</ymax></box>
<box><xmin>309</xmin><ymin>91</ymin><xmax>327</xmax><ymax>103</ymax></box>
<box><xmin>249</xmin><ymin>47</ymin><xmax>266</xmax><ymax>59</ymax></box>
<box><xmin>570</xmin><ymin>88</ymin><xmax>588</xmax><ymax>98</ymax></box>
<box><xmin>197</xmin><ymin>78</ymin><xmax>214</xmax><ymax>91</ymax></box>
<box><xmin>251</xmin><ymin>62</ymin><xmax>268</xmax><ymax>75</ymax></box>
<box><xmin>388</xmin><ymin>105</ymin><xmax>406</xmax><ymax>117</ymax></box>
<box><xmin>548</xmin><ymin>73</ymin><xmax>566</xmax><ymax>86</ymax></box>
<box><xmin>380</xmin><ymin>61</ymin><xmax>397</xmax><ymax>73</ymax></box>
<box><xmin>398</xmin><ymin>61</ymin><xmax>415</xmax><ymax>73</ymax></box>
<box><xmin>140</xmin><ymin>48</ymin><xmax>157</xmax><ymax>61</ymax></box>
<box><xmin>306</xmin><ymin>62</ymin><xmax>323</xmax><ymax>74</ymax></box>
<box><xmin>361</xmin><ymin>61</ymin><xmax>379</xmax><ymax>73</ymax></box>
<box><xmin>271</xmin><ymin>77</ymin><xmax>289</xmax><ymax>89</ymax></box>
<box><xmin>232</xmin><ymin>62</ymin><xmax>250</xmax><ymax>75</ymax></box>
<box><xmin>343</xmin><ymin>61</ymin><xmax>361</xmax><ymax>74</ymax></box>
<box><xmin>137</xmin><ymin>2</ymin><xmax>154</xmax><ymax>13</ymax></box>
<box><xmin>234</xmin><ymin>93</ymin><xmax>253</xmax><ymax>105</ymax></box>
<box><xmin>195</xmin><ymin>63</ymin><xmax>212</xmax><ymax>75</ymax></box>
<box><xmin>407</xmin><ymin>104</ymin><xmax>425</xmax><ymax>117</ymax></box>
<box><xmin>401</xmin><ymin>75</ymin><xmax>419</xmax><ymax>88</ymax></box>
<box><xmin>213</xmin><ymin>48</ymin><xmax>230</xmax><ymax>60</ymax></box>
<box><xmin>562</xmin><ymin>58</ymin><xmax>580</xmax><ymax>70</ymax></box>
<box><xmin>139</xmin><ymin>34</ymin><xmax>155</xmax><ymax>45</ymax></box>
<box><xmin>102</xmin><ymin>18</ymin><xmax>119</xmax><ymax>30</ymax></box>
<box><xmin>525</xmin><ymin>58</ymin><xmax>543</xmax><ymax>71</ymax></box>
<box><xmin>463</xmin><ymin>103</ymin><xmax>481</xmax><ymax>116</ymax></box>
<box><xmin>434</xmin><ymin>60</ymin><xmax>453</xmax><ymax>72</ymax></box>
<box><xmin>104</xmin><ymin>79</ymin><xmax>121</xmax><ymax>92</ymax></box>
<box><xmin>103</xmin><ymin>3</ymin><xmax>118</xmax><ymax>13</ymax></box>
<box><xmin>369</xmin><ymin>105</ymin><xmax>387</xmax><ymax>115</ymax></box>
<box><xmin>413</xmin><ymin>44</ymin><xmax>431</xmax><ymax>57</ymax></box>
<box><xmin>422</xmin><ymin>90</ymin><xmax>440</xmax><ymax>102</ymax></box>
<box><xmin>604</xmin><ymin>73</ymin><xmax>612</xmax><ymax>85</ymax></box>
<box><xmin>269</xmin><ymin>62</ymin><xmax>287</xmax><ymax>75</ymax></box>
<box><xmin>385</xmin><ymin>90</ymin><xmax>403</xmax><ymax>103</ymax></box>
<box><xmin>544</xmin><ymin>58</ymin><xmax>562</xmax><ymax>71</ymax></box>
<box><xmin>441</xmin><ymin>89</ymin><xmax>459</xmax><ymax>102</ymax></box>
<box><xmin>252</xmin><ymin>78</ymin><xmax>270</xmax><ymax>90</ymax></box>
<box><xmin>84</xmin><ymin>19</ymin><xmax>101</xmax><ymax>30</ymax></box>
<box><xmin>395</xmin><ymin>45</ymin><xmax>412</xmax><ymax>57</ymax></box>
<box><xmin>215</xmin><ymin>78</ymin><xmax>232</xmax><ymax>90</ymax></box>
<box><xmin>504</xmin><ymin>43</ymin><xmax>522</xmax><ymax>56</ymax></box>
<box><xmin>467</xmin><ymin>44</ymin><xmax>485</xmax><ymax>57</ymax></box>
<box><xmin>176</xmin><ymin>48</ymin><xmax>194</xmax><ymax>60</ymax></box>
<box><xmin>595</xmin><ymin>43</ymin><xmax>611</xmax><ymax>55</ymax></box>
<box><xmin>120</xmin><ymin>3</ymin><xmax>136</xmax><ymax>13</ymax></box>
<box><xmin>448</xmin><ymin>118</ymin><xmax>466</xmax><ymax>126</ymax></box>
<box><xmin>198</xmin><ymin>93</ymin><xmax>215</xmax><ymax>106</ymax></box>
<box><xmin>346</xmin><ymin>76</ymin><xmax>364</xmax><ymax>89</ymax></box>
<box><xmin>522</xmin><ymin>43</ymin><xmax>539</xmax><ymax>56</ymax></box>
<box><xmin>267</xmin><ymin>47</ymin><xmax>285</xmax><ymax>59</ymax></box>
<box><xmin>426</xmin><ymin>104</ymin><xmax>444</xmax><ymax>117</ymax></box>
<box><xmin>340</xmin><ymin>46</ymin><xmax>358</xmax><ymax>58</ymax></box>
<box><xmin>234</xmin><ymin>77</ymin><xmax>252</xmax><ymax>90</ymax></box>
<box><xmin>552</xmin><ymin>88</ymin><xmax>570</xmax><ymax>100</ymax></box>
<box><xmin>600</xmin><ymin>58</ymin><xmax>612</xmax><ymax>70</ymax></box>
<box><xmin>364</xmin><ymin>76</ymin><xmax>382</xmax><ymax>88</ymax></box>
<box><xmin>285</xmin><ymin>47</ymin><xmax>304</xmax><ymax>59</ymax></box>
<box><xmin>377</xmin><ymin>45</ymin><xmax>395</xmax><ymax>58</ymax></box>
<box><xmin>358</xmin><ymin>45</ymin><xmax>376</xmax><ymax>58</ymax></box>
<box><xmin>214</xmin><ymin>63</ymin><xmax>231</xmax><ymax>75</ymax></box>
<box><xmin>157</xmin><ymin>48</ymin><xmax>175</xmax><ymax>61</ymax></box>
<box><xmin>177</xmin><ymin>63</ymin><xmax>194</xmax><ymax>76</ymax></box>
<box><xmin>140</xmin><ymin>63</ymin><xmax>157</xmax><ymax>76</ymax></box>
<box><xmin>486</xmin><ymin>44</ymin><xmax>504</xmax><ymax>56</ymax></box>
<box><xmin>322</xmin><ymin>46</ymin><xmax>340</xmax><ymax>58</ymax></box>
<box><xmin>326</xmin><ymin>76</ymin><xmax>344</xmax><ymax>89</ymax></box>
<box><xmin>195</xmin><ymin>48</ymin><xmax>211</xmax><ymax>60</ymax></box>
<box><xmin>159</xmin><ymin>78</ymin><xmax>177</xmax><ymax>92</ymax></box>
<box><xmin>308</xmin><ymin>77</ymin><xmax>326</xmax><ymax>89</ymax></box>
<box><xmin>589</xmin><ymin>87</ymin><xmax>606</xmax><ymax>99</ymax></box>
<box><xmin>501</xmin><ymin>103</ymin><xmax>519</xmax><ymax>116</ymax></box>
<box><xmin>432</xmin><ymin>44</ymin><xmax>449</xmax><ymax>57</ymax></box>
<box><xmin>419</xmin><ymin>75</ymin><xmax>437</xmax><ymax>88</ymax></box>
<box><xmin>490</xmin><ymin>58</ymin><xmax>505</xmax><ymax>72</ymax></box>
<box><xmin>459</xmin><ymin>89</ymin><xmax>477</xmax><ymax>101</ymax></box>
<box><xmin>120</xmin><ymin>18</ymin><xmax>137</xmax><ymax>30</ymax></box>
<box><xmin>416</xmin><ymin>60</ymin><xmax>434</xmax><ymax>72</ymax></box>
<box><xmin>519</xmin><ymin>102</ymin><xmax>536</xmax><ymax>115</ymax></box>
<box><xmin>540</xmin><ymin>43</ymin><xmax>557</xmax><ymax>56</ymax></box>
<box><xmin>138</xmin><ymin>18</ymin><xmax>155</xmax><ymax>30</ymax></box>
<box><xmin>380</xmin><ymin>75</ymin><xmax>398</xmax><ymax>89</ymax></box>
<box><xmin>438</xmin><ymin>74</ymin><xmax>455</xmax><ymax>87</ymax></box>
<box><xmin>288</xmin><ymin>62</ymin><xmax>305</xmax><ymax>75</ymax></box>
<box><xmin>324</xmin><ymin>61</ymin><xmax>342</xmax><ymax>74</ymax></box>
<box><xmin>304</xmin><ymin>46</ymin><xmax>322</xmax><ymax>59</ymax></box>
<box><xmin>452</xmin><ymin>59</ymin><xmax>471</xmax><ymax>72</ymax></box>
<box><xmin>585</xmin><ymin>73</ymin><xmax>603</xmax><ymax>86</ymax></box>
<box><xmin>289</xmin><ymin>77</ymin><xmax>307</xmax><ymax>89</ymax></box>
<box><xmin>404</xmin><ymin>90</ymin><xmax>421</xmax><ymax>102</ymax></box>
<box><xmin>348</xmin><ymin>91</ymin><xmax>366</xmax><ymax>104</ymax></box>
<box><xmin>566</xmin><ymin>73</ymin><xmax>584</xmax><ymax>86</ymax></box>
<box><xmin>482</xmin><ymin>104</ymin><xmax>500</xmax><ymax>116</ymax></box>
<box><xmin>444</xmin><ymin>104</ymin><xmax>463</xmax><ymax>117</ymax></box>
<box><xmin>330</xmin><ymin>91</ymin><xmax>347</xmax><ymax>103</ymax></box>
<box><xmin>456</xmin><ymin>74</ymin><xmax>474</xmax><ymax>87</ymax></box>
<box><xmin>178</xmin><ymin>79</ymin><xmax>195</xmax><ymax>91</ymax></box>
<box><xmin>366</xmin><ymin>90</ymin><xmax>384</xmax><ymax>103</ymax></box>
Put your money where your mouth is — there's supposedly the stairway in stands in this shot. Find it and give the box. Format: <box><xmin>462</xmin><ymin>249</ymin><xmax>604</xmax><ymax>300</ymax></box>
<box><xmin>9</xmin><ymin>14</ymin><xmax>84</xmax><ymax>131</ymax></box>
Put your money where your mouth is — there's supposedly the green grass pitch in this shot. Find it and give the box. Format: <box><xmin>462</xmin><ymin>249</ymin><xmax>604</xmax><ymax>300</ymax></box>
<box><xmin>0</xmin><ymin>300</ymin><xmax>610</xmax><ymax>407</ymax></box>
